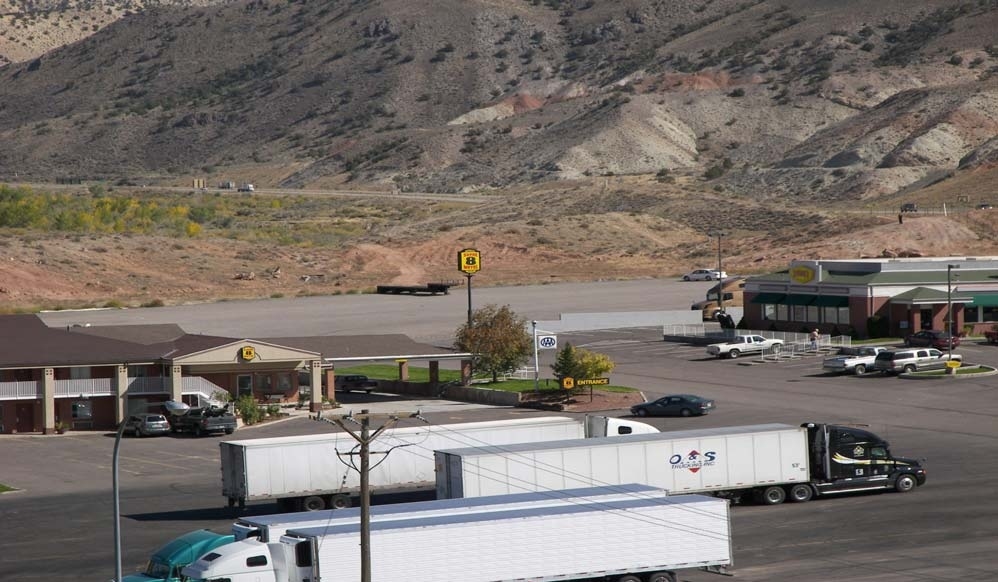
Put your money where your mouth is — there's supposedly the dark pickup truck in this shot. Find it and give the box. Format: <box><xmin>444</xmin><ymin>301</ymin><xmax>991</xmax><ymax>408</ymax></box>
<box><xmin>171</xmin><ymin>406</ymin><xmax>237</xmax><ymax>437</ymax></box>
<box><xmin>334</xmin><ymin>374</ymin><xmax>379</xmax><ymax>393</ymax></box>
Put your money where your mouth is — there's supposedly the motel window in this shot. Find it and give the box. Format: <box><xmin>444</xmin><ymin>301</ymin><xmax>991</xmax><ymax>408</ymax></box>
<box><xmin>984</xmin><ymin>306</ymin><xmax>998</xmax><ymax>322</ymax></box>
<box><xmin>792</xmin><ymin>305</ymin><xmax>807</xmax><ymax>322</ymax></box>
<box><xmin>776</xmin><ymin>304</ymin><xmax>789</xmax><ymax>321</ymax></box>
<box><xmin>964</xmin><ymin>306</ymin><xmax>980</xmax><ymax>323</ymax></box>
<box><xmin>763</xmin><ymin>304</ymin><xmax>777</xmax><ymax>320</ymax></box>
<box><xmin>805</xmin><ymin>305</ymin><xmax>819</xmax><ymax>323</ymax></box>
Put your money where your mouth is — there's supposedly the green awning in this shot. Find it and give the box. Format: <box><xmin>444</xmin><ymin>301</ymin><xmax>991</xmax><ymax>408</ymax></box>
<box><xmin>969</xmin><ymin>293</ymin><xmax>998</xmax><ymax>306</ymax></box>
<box><xmin>751</xmin><ymin>293</ymin><xmax>786</xmax><ymax>304</ymax></box>
<box><xmin>812</xmin><ymin>295</ymin><xmax>849</xmax><ymax>307</ymax></box>
<box><xmin>785</xmin><ymin>294</ymin><xmax>817</xmax><ymax>306</ymax></box>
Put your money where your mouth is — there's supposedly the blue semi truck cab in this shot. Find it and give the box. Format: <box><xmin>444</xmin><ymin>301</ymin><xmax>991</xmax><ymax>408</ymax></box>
<box><xmin>122</xmin><ymin>529</ymin><xmax>234</xmax><ymax>582</ymax></box>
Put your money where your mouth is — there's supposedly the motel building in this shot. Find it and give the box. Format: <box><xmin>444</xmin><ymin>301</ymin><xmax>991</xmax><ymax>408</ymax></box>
<box><xmin>0</xmin><ymin>314</ymin><xmax>467</xmax><ymax>435</ymax></box>
<box><xmin>741</xmin><ymin>256</ymin><xmax>998</xmax><ymax>338</ymax></box>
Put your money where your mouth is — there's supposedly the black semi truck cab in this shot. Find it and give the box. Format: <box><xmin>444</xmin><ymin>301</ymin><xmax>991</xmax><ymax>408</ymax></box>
<box><xmin>804</xmin><ymin>422</ymin><xmax>926</xmax><ymax>497</ymax></box>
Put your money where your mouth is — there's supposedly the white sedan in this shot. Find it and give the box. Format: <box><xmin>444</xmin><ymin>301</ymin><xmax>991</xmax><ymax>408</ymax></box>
<box><xmin>682</xmin><ymin>269</ymin><xmax>727</xmax><ymax>281</ymax></box>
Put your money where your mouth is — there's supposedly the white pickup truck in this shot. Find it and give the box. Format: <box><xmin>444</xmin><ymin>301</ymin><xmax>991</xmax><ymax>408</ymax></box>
<box><xmin>822</xmin><ymin>346</ymin><xmax>889</xmax><ymax>375</ymax></box>
<box><xmin>706</xmin><ymin>334</ymin><xmax>783</xmax><ymax>358</ymax></box>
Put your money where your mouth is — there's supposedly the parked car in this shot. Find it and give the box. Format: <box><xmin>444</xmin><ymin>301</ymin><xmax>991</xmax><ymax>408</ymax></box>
<box><xmin>682</xmin><ymin>269</ymin><xmax>727</xmax><ymax>281</ymax></box>
<box><xmin>977</xmin><ymin>203</ymin><xmax>993</xmax><ymax>210</ymax></box>
<box><xmin>873</xmin><ymin>348</ymin><xmax>962</xmax><ymax>374</ymax></box>
<box><xmin>905</xmin><ymin>330</ymin><xmax>961</xmax><ymax>350</ymax></box>
<box><xmin>124</xmin><ymin>413</ymin><xmax>171</xmax><ymax>437</ymax></box>
<box><xmin>630</xmin><ymin>394</ymin><xmax>715</xmax><ymax>417</ymax></box>
<box><xmin>334</xmin><ymin>374</ymin><xmax>379</xmax><ymax>393</ymax></box>
<box><xmin>170</xmin><ymin>406</ymin><xmax>237</xmax><ymax>437</ymax></box>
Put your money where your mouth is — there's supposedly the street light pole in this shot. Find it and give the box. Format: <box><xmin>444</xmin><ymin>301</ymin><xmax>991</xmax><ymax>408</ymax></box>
<box><xmin>112</xmin><ymin>418</ymin><xmax>127</xmax><ymax>582</ymax></box>
<box><xmin>947</xmin><ymin>264</ymin><xmax>959</xmax><ymax>361</ymax></box>
<box><xmin>708</xmin><ymin>230</ymin><xmax>728</xmax><ymax>316</ymax></box>
<box><xmin>532</xmin><ymin>320</ymin><xmax>539</xmax><ymax>392</ymax></box>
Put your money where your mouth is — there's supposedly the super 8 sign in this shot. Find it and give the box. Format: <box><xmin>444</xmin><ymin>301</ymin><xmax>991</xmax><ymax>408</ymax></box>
<box><xmin>458</xmin><ymin>248</ymin><xmax>481</xmax><ymax>274</ymax></box>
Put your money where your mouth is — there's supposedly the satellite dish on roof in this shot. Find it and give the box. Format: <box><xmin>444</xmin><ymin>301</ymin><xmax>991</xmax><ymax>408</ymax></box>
<box><xmin>164</xmin><ymin>400</ymin><xmax>191</xmax><ymax>416</ymax></box>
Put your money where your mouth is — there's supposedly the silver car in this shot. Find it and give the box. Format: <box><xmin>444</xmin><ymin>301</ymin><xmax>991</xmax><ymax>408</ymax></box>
<box><xmin>682</xmin><ymin>269</ymin><xmax>727</xmax><ymax>281</ymax></box>
<box><xmin>125</xmin><ymin>413</ymin><xmax>171</xmax><ymax>437</ymax></box>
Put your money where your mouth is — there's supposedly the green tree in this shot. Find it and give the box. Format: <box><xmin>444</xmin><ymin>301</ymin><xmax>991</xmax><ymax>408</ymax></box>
<box><xmin>454</xmin><ymin>304</ymin><xmax>532</xmax><ymax>382</ymax></box>
<box><xmin>551</xmin><ymin>343</ymin><xmax>580</xmax><ymax>379</ymax></box>
<box><xmin>574</xmin><ymin>348</ymin><xmax>615</xmax><ymax>379</ymax></box>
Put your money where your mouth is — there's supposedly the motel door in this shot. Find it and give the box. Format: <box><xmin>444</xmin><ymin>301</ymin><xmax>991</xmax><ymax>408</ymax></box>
<box><xmin>16</xmin><ymin>402</ymin><xmax>34</xmax><ymax>433</ymax></box>
<box><xmin>920</xmin><ymin>309</ymin><xmax>933</xmax><ymax>330</ymax></box>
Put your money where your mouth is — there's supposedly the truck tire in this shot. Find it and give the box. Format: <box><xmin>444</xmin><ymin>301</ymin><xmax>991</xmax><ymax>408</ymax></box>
<box><xmin>616</xmin><ymin>576</ymin><xmax>641</xmax><ymax>582</ymax></box>
<box><xmin>757</xmin><ymin>486</ymin><xmax>786</xmax><ymax>505</ymax></box>
<box><xmin>194</xmin><ymin>425</ymin><xmax>203</xmax><ymax>438</ymax></box>
<box><xmin>302</xmin><ymin>496</ymin><xmax>326</xmax><ymax>511</ymax></box>
<box><xmin>332</xmin><ymin>494</ymin><xmax>352</xmax><ymax>509</ymax></box>
<box><xmin>225</xmin><ymin>428</ymin><xmax>234</xmax><ymax>435</ymax></box>
<box><xmin>646</xmin><ymin>573</ymin><xmax>677</xmax><ymax>582</ymax></box>
<box><xmin>903</xmin><ymin>364</ymin><xmax>916</xmax><ymax>374</ymax></box>
<box><xmin>728</xmin><ymin>349</ymin><xmax>741</xmax><ymax>359</ymax></box>
<box><xmin>788</xmin><ymin>483</ymin><xmax>814</xmax><ymax>503</ymax></box>
<box><xmin>853</xmin><ymin>364</ymin><xmax>867</xmax><ymax>375</ymax></box>
<box><xmin>894</xmin><ymin>474</ymin><xmax>917</xmax><ymax>493</ymax></box>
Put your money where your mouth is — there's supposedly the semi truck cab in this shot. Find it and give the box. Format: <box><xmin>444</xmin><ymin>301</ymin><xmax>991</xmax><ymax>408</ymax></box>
<box><xmin>123</xmin><ymin>529</ymin><xmax>234</xmax><ymax>582</ymax></box>
<box><xmin>805</xmin><ymin>423</ymin><xmax>926</xmax><ymax>496</ymax></box>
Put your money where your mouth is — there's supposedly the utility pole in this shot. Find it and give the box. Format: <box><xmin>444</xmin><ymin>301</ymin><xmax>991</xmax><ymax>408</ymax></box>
<box><xmin>315</xmin><ymin>409</ymin><xmax>418</xmax><ymax>582</ymax></box>
<box><xmin>708</xmin><ymin>230</ymin><xmax>728</xmax><ymax>316</ymax></box>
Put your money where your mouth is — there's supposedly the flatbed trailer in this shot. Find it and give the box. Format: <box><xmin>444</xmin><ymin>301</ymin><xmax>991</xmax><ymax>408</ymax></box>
<box><xmin>375</xmin><ymin>281</ymin><xmax>458</xmax><ymax>295</ymax></box>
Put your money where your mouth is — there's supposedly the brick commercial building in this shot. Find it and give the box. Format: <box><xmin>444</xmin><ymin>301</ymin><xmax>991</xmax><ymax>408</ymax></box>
<box><xmin>742</xmin><ymin>257</ymin><xmax>998</xmax><ymax>338</ymax></box>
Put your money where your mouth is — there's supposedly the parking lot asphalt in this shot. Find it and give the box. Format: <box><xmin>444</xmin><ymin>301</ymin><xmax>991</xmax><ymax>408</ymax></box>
<box><xmin>10</xmin><ymin>277</ymin><xmax>998</xmax><ymax>581</ymax></box>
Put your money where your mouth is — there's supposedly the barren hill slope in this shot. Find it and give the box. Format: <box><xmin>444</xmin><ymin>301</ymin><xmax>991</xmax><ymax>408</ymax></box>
<box><xmin>2</xmin><ymin>0</ymin><xmax>998</xmax><ymax>201</ymax></box>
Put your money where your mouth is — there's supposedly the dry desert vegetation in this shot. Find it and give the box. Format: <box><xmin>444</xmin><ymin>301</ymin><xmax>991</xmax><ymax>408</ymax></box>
<box><xmin>2</xmin><ymin>176</ymin><xmax>997</xmax><ymax>311</ymax></box>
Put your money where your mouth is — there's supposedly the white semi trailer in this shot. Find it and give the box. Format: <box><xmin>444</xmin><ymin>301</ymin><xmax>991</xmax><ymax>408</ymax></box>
<box><xmin>184</xmin><ymin>487</ymin><xmax>732</xmax><ymax>582</ymax></box>
<box><xmin>220</xmin><ymin>415</ymin><xmax>657</xmax><ymax>511</ymax></box>
<box><xmin>232</xmin><ymin>483</ymin><xmax>662</xmax><ymax>542</ymax></box>
<box><xmin>435</xmin><ymin>423</ymin><xmax>927</xmax><ymax>505</ymax></box>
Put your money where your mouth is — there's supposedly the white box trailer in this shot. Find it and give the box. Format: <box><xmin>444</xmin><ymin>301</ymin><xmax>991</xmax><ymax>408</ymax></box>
<box><xmin>185</xmin><ymin>487</ymin><xmax>732</xmax><ymax>582</ymax></box>
<box><xmin>436</xmin><ymin>423</ymin><xmax>810</xmax><ymax>502</ymax></box>
<box><xmin>232</xmin><ymin>483</ymin><xmax>662</xmax><ymax>542</ymax></box>
<box><xmin>435</xmin><ymin>422</ymin><xmax>929</xmax><ymax>505</ymax></box>
<box><xmin>221</xmin><ymin>415</ymin><xmax>656</xmax><ymax>511</ymax></box>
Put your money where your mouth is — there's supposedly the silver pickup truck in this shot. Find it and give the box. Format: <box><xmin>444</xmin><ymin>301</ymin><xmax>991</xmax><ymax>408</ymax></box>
<box><xmin>822</xmin><ymin>346</ymin><xmax>889</xmax><ymax>375</ymax></box>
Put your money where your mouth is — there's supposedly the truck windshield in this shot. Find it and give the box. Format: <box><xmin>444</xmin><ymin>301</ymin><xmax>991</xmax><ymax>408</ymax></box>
<box><xmin>146</xmin><ymin>560</ymin><xmax>171</xmax><ymax>577</ymax></box>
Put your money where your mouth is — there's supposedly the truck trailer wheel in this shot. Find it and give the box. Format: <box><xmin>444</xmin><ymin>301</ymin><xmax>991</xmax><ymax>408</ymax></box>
<box><xmin>302</xmin><ymin>496</ymin><xmax>326</xmax><ymax>511</ymax></box>
<box><xmin>646</xmin><ymin>572</ymin><xmax>677</xmax><ymax>582</ymax></box>
<box><xmin>756</xmin><ymin>486</ymin><xmax>786</xmax><ymax>505</ymax></box>
<box><xmin>615</xmin><ymin>576</ymin><xmax>641</xmax><ymax>582</ymax></box>
<box><xmin>788</xmin><ymin>483</ymin><xmax>814</xmax><ymax>503</ymax></box>
<box><xmin>332</xmin><ymin>494</ymin><xmax>352</xmax><ymax>509</ymax></box>
<box><xmin>894</xmin><ymin>474</ymin><xmax>917</xmax><ymax>493</ymax></box>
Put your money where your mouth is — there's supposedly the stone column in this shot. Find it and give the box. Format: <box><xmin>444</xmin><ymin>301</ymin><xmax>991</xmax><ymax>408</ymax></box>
<box><xmin>311</xmin><ymin>360</ymin><xmax>324</xmax><ymax>413</ymax></box>
<box><xmin>170</xmin><ymin>364</ymin><xmax>183</xmax><ymax>403</ymax></box>
<box><xmin>42</xmin><ymin>368</ymin><xmax>55</xmax><ymax>435</ymax></box>
<box><xmin>429</xmin><ymin>361</ymin><xmax>440</xmax><ymax>385</ymax></box>
<box><xmin>115</xmin><ymin>365</ymin><xmax>128</xmax><ymax>424</ymax></box>
<box><xmin>460</xmin><ymin>359</ymin><xmax>473</xmax><ymax>385</ymax></box>
<box><xmin>397</xmin><ymin>359</ymin><xmax>409</xmax><ymax>381</ymax></box>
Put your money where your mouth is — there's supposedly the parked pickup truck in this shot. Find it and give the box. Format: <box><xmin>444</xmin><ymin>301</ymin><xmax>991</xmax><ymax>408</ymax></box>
<box><xmin>707</xmin><ymin>334</ymin><xmax>783</xmax><ymax>359</ymax></box>
<box><xmin>333</xmin><ymin>374</ymin><xmax>379</xmax><ymax>393</ymax></box>
<box><xmin>985</xmin><ymin>329</ymin><xmax>998</xmax><ymax>344</ymax></box>
<box><xmin>171</xmin><ymin>406</ymin><xmax>237</xmax><ymax>437</ymax></box>
<box><xmin>822</xmin><ymin>346</ymin><xmax>889</xmax><ymax>375</ymax></box>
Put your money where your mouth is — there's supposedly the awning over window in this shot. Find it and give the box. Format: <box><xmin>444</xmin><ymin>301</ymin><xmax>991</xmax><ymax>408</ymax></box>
<box><xmin>784</xmin><ymin>294</ymin><xmax>817</xmax><ymax>306</ymax></box>
<box><xmin>751</xmin><ymin>293</ymin><xmax>786</xmax><ymax>304</ymax></box>
<box><xmin>969</xmin><ymin>293</ymin><xmax>998</xmax><ymax>306</ymax></box>
<box><xmin>812</xmin><ymin>295</ymin><xmax>849</xmax><ymax>307</ymax></box>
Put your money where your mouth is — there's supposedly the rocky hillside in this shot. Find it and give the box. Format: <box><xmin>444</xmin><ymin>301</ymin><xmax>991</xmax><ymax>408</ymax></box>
<box><xmin>2</xmin><ymin>0</ymin><xmax>998</xmax><ymax>203</ymax></box>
